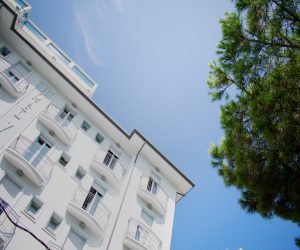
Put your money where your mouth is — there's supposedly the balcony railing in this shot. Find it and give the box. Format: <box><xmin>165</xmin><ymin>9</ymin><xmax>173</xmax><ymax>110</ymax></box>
<box><xmin>138</xmin><ymin>175</ymin><xmax>168</xmax><ymax>216</ymax></box>
<box><xmin>4</xmin><ymin>136</ymin><xmax>54</xmax><ymax>186</ymax></box>
<box><xmin>67</xmin><ymin>186</ymin><xmax>110</xmax><ymax>235</ymax></box>
<box><xmin>0</xmin><ymin>56</ymin><xmax>29</xmax><ymax>97</ymax></box>
<box><xmin>90</xmin><ymin>148</ymin><xmax>125</xmax><ymax>188</ymax></box>
<box><xmin>0</xmin><ymin>198</ymin><xmax>20</xmax><ymax>250</ymax></box>
<box><xmin>46</xmin><ymin>241</ymin><xmax>63</xmax><ymax>250</ymax></box>
<box><xmin>39</xmin><ymin>104</ymin><xmax>78</xmax><ymax>146</ymax></box>
<box><xmin>124</xmin><ymin>218</ymin><xmax>162</xmax><ymax>250</ymax></box>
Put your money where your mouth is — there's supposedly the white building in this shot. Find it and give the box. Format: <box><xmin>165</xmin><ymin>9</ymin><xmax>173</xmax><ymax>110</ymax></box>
<box><xmin>0</xmin><ymin>1</ymin><xmax>194</xmax><ymax>249</ymax></box>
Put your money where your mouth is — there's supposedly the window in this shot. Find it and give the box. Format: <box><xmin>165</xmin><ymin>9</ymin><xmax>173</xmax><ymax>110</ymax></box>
<box><xmin>46</xmin><ymin>213</ymin><xmax>62</xmax><ymax>233</ymax></box>
<box><xmin>59</xmin><ymin>106</ymin><xmax>75</xmax><ymax>122</ymax></box>
<box><xmin>141</xmin><ymin>209</ymin><xmax>154</xmax><ymax>226</ymax></box>
<box><xmin>103</xmin><ymin>149</ymin><xmax>119</xmax><ymax>169</ymax></box>
<box><xmin>3</xmin><ymin>62</ymin><xmax>29</xmax><ymax>84</ymax></box>
<box><xmin>82</xmin><ymin>186</ymin><xmax>103</xmax><ymax>216</ymax></box>
<box><xmin>74</xmin><ymin>167</ymin><xmax>86</xmax><ymax>181</ymax></box>
<box><xmin>147</xmin><ymin>177</ymin><xmax>158</xmax><ymax>195</ymax></box>
<box><xmin>47</xmin><ymin>43</ymin><xmax>71</xmax><ymax>65</ymax></box>
<box><xmin>0</xmin><ymin>46</ymin><xmax>11</xmax><ymax>57</ymax></box>
<box><xmin>25</xmin><ymin>197</ymin><xmax>43</xmax><ymax>219</ymax></box>
<box><xmin>23</xmin><ymin>135</ymin><xmax>52</xmax><ymax>167</ymax></box>
<box><xmin>95</xmin><ymin>133</ymin><xmax>104</xmax><ymax>144</ymax></box>
<box><xmin>72</xmin><ymin>66</ymin><xmax>94</xmax><ymax>88</ymax></box>
<box><xmin>81</xmin><ymin>120</ymin><xmax>91</xmax><ymax>131</ymax></box>
<box><xmin>58</xmin><ymin>153</ymin><xmax>70</xmax><ymax>167</ymax></box>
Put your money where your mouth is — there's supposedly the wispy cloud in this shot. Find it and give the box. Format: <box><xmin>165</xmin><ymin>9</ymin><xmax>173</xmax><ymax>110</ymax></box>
<box><xmin>74</xmin><ymin>0</ymin><xmax>126</xmax><ymax>66</ymax></box>
<box><xmin>75</xmin><ymin>11</ymin><xmax>102</xmax><ymax>66</ymax></box>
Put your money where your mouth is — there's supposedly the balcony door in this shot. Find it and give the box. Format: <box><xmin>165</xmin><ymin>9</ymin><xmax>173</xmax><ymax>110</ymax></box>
<box><xmin>147</xmin><ymin>177</ymin><xmax>159</xmax><ymax>195</ymax></box>
<box><xmin>103</xmin><ymin>148</ymin><xmax>119</xmax><ymax>169</ymax></box>
<box><xmin>23</xmin><ymin>136</ymin><xmax>52</xmax><ymax>167</ymax></box>
<box><xmin>58</xmin><ymin>106</ymin><xmax>75</xmax><ymax>127</ymax></box>
<box><xmin>3</xmin><ymin>62</ymin><xmax>29</xmax><ymax>84</ymax></box>
<box><xmin>82</xmin><ymin>186</ymin><xmax>102</xmax><ymax>216</ymax></box>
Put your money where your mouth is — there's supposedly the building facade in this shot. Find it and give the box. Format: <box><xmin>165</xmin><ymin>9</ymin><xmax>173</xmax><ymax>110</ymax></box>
<box><xmin>0</xmin><ymin>1</ymin><xmax>194</xmax><ymax>249</ymax></box>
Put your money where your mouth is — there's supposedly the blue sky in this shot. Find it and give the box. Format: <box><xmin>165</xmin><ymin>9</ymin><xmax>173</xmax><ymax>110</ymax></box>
<box><xmin>27</xmin><ymin>0</ymin><xmax>299</xmax><ymax>249</ymax></box>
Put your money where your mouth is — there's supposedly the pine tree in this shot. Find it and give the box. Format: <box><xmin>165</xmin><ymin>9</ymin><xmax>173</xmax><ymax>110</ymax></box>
<box><xmin>207</xmin><ymin>0</ymin><xmax>300</xmax><ymax>246</ymax></box>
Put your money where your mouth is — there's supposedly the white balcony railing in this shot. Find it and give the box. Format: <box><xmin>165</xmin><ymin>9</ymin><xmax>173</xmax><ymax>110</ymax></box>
<box><xmin>68</xmin><ymin>186</ymin><xmax>110</xmax><ymax>235</ymax></box>
<box><xmin>5</xmin><ymin>136</ymin><xmax>54</xmax><ymax>186</ymax></box>
<box><xmin>46</xmin><ymin>241</ymin><xmax>63</xmax><ymax>250</ymax></box>
<box><xmin>0</xmin><ymin>56</ymin><xmax>29</xmax><ymax>97</ymax></box>
<box><xmin>138</xmin><ymin>175</ymin><xmax>168</xmax><ymax>216</ymax></box>
<box><xmin>124</xmin><ymin>218</ymin><xmax>162</xmax><ymax>250</ymax></box>
<box><xmin>91</xmin><ymin>148</ymin><xmax>125</xmax><ymax>188</ymax></box>
<box><xmin>39</xmin><ymin>104</ymin><xmax>78</xmax><ymax>146</ymax></box>
<box><xmin>0</xmin><ymin>198</ymin><xmax>20</xmax><ymax>250</ymax></box>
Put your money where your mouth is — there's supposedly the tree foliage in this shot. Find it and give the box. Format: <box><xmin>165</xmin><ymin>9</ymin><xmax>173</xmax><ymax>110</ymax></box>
<box><xmin>208</xmin><ymin>0</ymin><xmax>300</xmax><ymax>245</ymax></box>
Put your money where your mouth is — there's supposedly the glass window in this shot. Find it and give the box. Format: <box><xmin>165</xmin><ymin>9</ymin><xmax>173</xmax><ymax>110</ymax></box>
<box><xmin>24</xmin><ymin>21</ymin><xmax>47</xmax><ymax>42</ymax></box>
<box><xmin>81</xmin><ymin>120</ymin><xmax>91</xmax><ymax>131</ymax></box>
<box><xmin>141</xmin><ymin>209</ymin><xmax>154</xmax><ymax>226</ymax></box>
<box><xmin>15</xmin><ymin>0</ymin><xmax>28</xmax><ymax>8</ymax></box>
<box><xmin>58</xmin><ymin>153</ymin><xmax>70</xmax><ymax>167</ymax></box>
<box><xmin>95</xmin><ymin>133</ymin><xmax>104</xmax><ymax>144</ymax></box>
<box><xmin>0</xmin><ymin>46</ymin><xmax>11</xmax><ymax>57</ymax></box>
<box><xmin>72</xmin><ymin>66</ymin><xmax>94</xmax><ymax>87</ymax></box>
<box><xmin>26</xmin><ymin>197</ymin><xmax>43</xmax><ymax>218</ymax></box>
<box><xmin>74</xmin><ymin>167</ymin><xmax>86</xmax><ymax>181</ymax></box>
<box><xmin>47</xmin><ymin>43</ymin><xmax>71</xmax><ymax>65</ymax></box>
<box><xmin>46</xmin><ymin>213</ymin><xmax>62</xmax><ymax>232</ymax></box>
<box><xmin>103</xmin><ymin>150</ymin><xmax>119</xmax><ymax>169</ymax></box>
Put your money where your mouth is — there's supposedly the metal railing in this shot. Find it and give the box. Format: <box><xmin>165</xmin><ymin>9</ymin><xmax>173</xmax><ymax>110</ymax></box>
<box><xmin>71</xmin><ymin>186</ymin><xmax>110</xmax><ymax>229</ymax></box>
<box><xmin>126</xmin><ymin>218</ymin><xmax>162</xmax><ymax>250</ymax></box>
<box><xmin>139</xmin><ymin>175</ymin><xmax>168</xmax><ymax>210</ymax></box>
<box><xmin>8</xmin><ymin>135</ymin><xmax>54</xmax><ymax>182</ymax></box>
<box><xmin>42</xmin><ymin>104</ymin><xmax>78</xmax><ymax>142</ymax></box>
<box><xmin>93</xmin><ymin>148</ymin><xmax>126</xmax><ymax>184</ymax></box>
<box><xmin>0</xmin><ymin>198</ymin><xmax>20</xmax><ymax>249</ymax></box>
<box><xmin>0</xmin><ymin>56</ymin><xmax>29</xmax><ymax>95</ymax></box>
<box><xmin>47</xmin><ymin>241</ymin><xmax>63</xmax><ymax>250</ymax></box>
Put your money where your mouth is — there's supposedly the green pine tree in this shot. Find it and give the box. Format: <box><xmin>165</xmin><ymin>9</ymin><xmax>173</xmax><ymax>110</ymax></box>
<box><xmin>207</xmin><ymin>0</ymin><xmax>300</xmax><ymax>246</ymax></box>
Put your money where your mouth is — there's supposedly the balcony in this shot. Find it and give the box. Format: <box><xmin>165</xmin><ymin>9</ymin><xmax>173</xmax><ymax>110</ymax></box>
<box><xmin>0</xmin><ymin>56</ymin><xmax>29</xmax><ymax>97</ymax></box>
<box><xmin>90</xmin><ymin>149</ymin><xmax>125</xmax><ymax>189</ymax></box>
<box><xmin>0</xmin><ymin>198</ymin><xmax>20</xmax><ymax>250</ymax></box>
<box><xmin>38</xmin><ymin>104</ymin><xmax>78</xmax><ymax>146</ymax></box>
<box><xmin>46</xmin><ymin>241</ymin><xmax>63</xmax><ymax>250</ymax></box>
<box><xmin>137</xmin><ymin>175</ymin><xmax>168</xmax><ymax>217</ymax></box>
<box><xmin>3</xmin><ymin>136</ymin><xmax>54</xmax><ymax>187</ymax></box>
<box><xmin>123</xmin><ymin>218</ymin><xmax>162</xmax><ymax>250</ymax></box>
<box><xmin>67</xmin><ymin>186</ymin><xmax>110</xmax><ymax>236</ymax></box>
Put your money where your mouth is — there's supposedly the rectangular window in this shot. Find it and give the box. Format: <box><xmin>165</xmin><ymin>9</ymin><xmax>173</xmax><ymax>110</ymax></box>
<box><xmin>82</xmin><ymin>186</ymin><xmax>103</xmax><ymax>216</ymax></box>
<box><xmin>47</xmin><ymin>43</ymin><xmax>71</xmax><ymax>65</ymax></box>
<box><xmin>103</xmin><ymin>150</ymin><xmax>119</xmax><ymax>169</ymax></box>
<box><xmin>71</xmin><ymin>66</ymin><xmax>94</xmax><ymax>87</ymax></box>
<box><xmin>46</xmin><ymin>213</ymin><xmax>62</xmax><ymax>232</ymax></box>
<box><xmin>25</xmin><ymin>197</ymin><xmax>43</xmax><ymax>220</ymax></box>
<box><xmin>74</xmin><ymin>167</ymin><xmax>86</xmax><ymax>181</ymax></box>
<box><xmin>81</xmin><ymin>120</ymin><xmax>91</xmax><ymax>131</ymax></box>
<box><xmin>4</xmin><ymin>62</ymin><xmax>29</xmax><ymax>84</ymax></box>
<box><xmin>23</xmin><ymin>136</ymin><xmax>52</xmax><ymax>167</ymax></box>
<box><xmin>147</xmin><ymin>177</ymin><xmax>158</xmax><ymax>195</ymax></box>
<box><xmin>0</xmin><ymin>46</ymin><xmax>11</xmax><ymax>57</ymax></box>
<box><xmin>58</xmin><ymin>153</ymin><xmax>70</xmax><ymax>167</ymax></box>
<box><xmin>25</xmin><ymin>21</ymin><xmax>47</xmax><ymax>42</ymax></box>
<box><xmin>95</xmin><ymin>133</ymin><xmax>104</xmax><ymax>144</ymax></box>
<box><xmin>141</xmin><ymin>209</ymin><xmax>154</xmax><ymax>226</ymax></box>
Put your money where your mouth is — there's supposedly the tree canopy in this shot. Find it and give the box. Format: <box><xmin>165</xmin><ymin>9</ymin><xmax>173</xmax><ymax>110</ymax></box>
<box><xmin>207</xmin><ymin>0</ymin><xmax>300</xmax><ymax>245</ymax></box>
